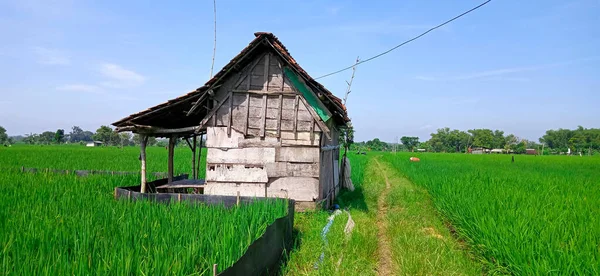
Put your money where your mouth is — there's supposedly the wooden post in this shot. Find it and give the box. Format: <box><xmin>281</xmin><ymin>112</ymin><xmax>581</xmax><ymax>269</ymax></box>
<box><xmin>260</xmin><ymin>94</ymin><xmax>267</xmax><ymax>138</ymax></box>
<box><xmin>192</xmin><ymin>136</ymin><xmax>197</xmax><ymax>179</ymax></box>
<box><xmin>213</xmin><ymin>264</ymin><xmax>217</xmax><ymax>276</ymax></box>
<box><xmin>244</xmin><ymin>92</ymin><xmax>250</xmax><ymax>135</ymax></box>
<box><xmin>197</xmin><ymin>133</ymin><xmax>203</xmax><ymax>180</ymax></box>
<box><xmin>140</xmin><ymin>135</ymin><xmax>148</xmax><ymax>193</ymax></box>
<box><xmin>277</xmin><ymin>94</ymin><xmax>283</xmax><ymax>138</ymax></box>
<box><xmin>293</xmin><ymin>95</ymin><xmax>299</xmax><ymax>139</ymax></box>
<box><xmin>168</xmin><ymin>135</ymin><xmax>177</xmax><ymax>184</ymax></box>
<box><xmin>227</xmin><ymin>92</ymin><xmax>233</xmax><ymax>137</ymax></box>
<box><xmin>236</xmin><ymin>191</ymin><xmax>240</xmax><ymax>206</ymax></box>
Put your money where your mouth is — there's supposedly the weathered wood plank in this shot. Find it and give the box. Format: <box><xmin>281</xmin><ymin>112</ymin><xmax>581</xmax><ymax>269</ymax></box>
<box><xmin>207</xmin><ymin>148</ymin><xmax>276</xmax><ymax>165</ymax></box>
<box><xmin>277</xmin><ymin>94</ymin><xmax>283</xmax><ymax>138</ymax></box>
<box><xmin>297</xmin><ymin>96</ymin><xmax>331</xmax><ymax>140</ymax></box>
<box><xmin>168</xmin><ymin>135</ymin><xmax>176</xmax><ymax>183</ymax></box>
<box><xmin>263</xmin><ymin>54</ymin><xmax>270</xmax><ymax>91</ymax></box>
<box><xmin>276</xmin><ymin>147</ymin><xmax>320</xmax><ymax>163</ymax></box>
<box><xmin>198</xmin><ymin>94</ymin><xmax>231</xmax><ymax>131</ymax></box>
<box><xmin>244</xmin><ymin>92</ymin><xmax>250</xmax><ymax>135</ymax></box>
<box><xmin>260</xmin><ymin>94</ymin><xmax>267</xmax><ymax>137</ymax></box>
<box><xmin>293</xmin><ymin>95</ymin><xmax>299</xmax><ymax>138</ymax></box>
<box><xmin>228</xmin><ymin>92</ymin><xmax>233</xmax><ymax>136</ymax></box>
<box><xmin>267</xmin><ymin>177</ymin><xmax>318</xmax><ymax>202</ymax></box>
<box><xmin>206</xmin><ymin>164</ymin><xmax>268</xmax><ymax>183</ymax></box>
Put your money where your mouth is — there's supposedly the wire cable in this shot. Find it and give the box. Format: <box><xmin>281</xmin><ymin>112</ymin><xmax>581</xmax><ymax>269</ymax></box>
<box><xmin>315</xmin><ymin>0</ymin><xmax>492</xmax><ymax>80</ymax></box>
<box><xmin>209</xmin><ymin>0</ymin><xmax>217</xmax><ymax>78</ymax></box>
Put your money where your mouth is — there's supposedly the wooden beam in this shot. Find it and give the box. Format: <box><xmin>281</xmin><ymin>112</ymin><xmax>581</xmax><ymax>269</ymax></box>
<box><xmin>277</xmin><ymin>94</ymin><xmax>283</xmax><ymax>138</ymax></box>
<box><xmin>196</xmin><ymin>93</ymin><xmax>232</xmax><ymax>132</ymax></box>
<box><xmin>140</xmin><ymin>135</ymin><xmax>148</xmax><ymax>193</ymax></box>
<box><xmin>263</xmin><ymin>53</ymin><xmax>270</xmax><ymax>91</ymax></box>
<box><xmin>293</xmin><ymin>95</ymin><xmax>299</xmax><ymax>139</ymax></box>
<box><xmin>231</xmin><ymin>90</ymin><xmax>297</xmax><ymax>95</ymax></box>
<box><xmin>310</xmin><ymin>119</ymin><xmax>314</xmax><ymax>145</ymax></box>
<box><xmin>298</xmin><ymin>96</ymin><xmax>331</xmax><ymax>140</ymax></box>
<box><xmin>260</xmin><ymin>94</ymin><xmax>267</xmax><ymax>138</ymax></box>
<box><xmin>227</xmin><ymin>92</ymin><xmax>233</xmax><ymax>137</ymax></box>
<box><xmin>168</xmin><ymin>135</ymin><xmax>177</xmax><ymax>183</ymax></box>
<box><xmin>116</xmin><ymin>125</ymin><xmax>200</xmax><ymax>134</ymax></box>
<box><xmin>244</xmin><ymin>92</ymin><xmax>250</xmax><ymax>135</ymax></box>
<box><xmin>185</xmin><ymin>87</ymin><xmax>215</xmax><ymax>116</ymax></box>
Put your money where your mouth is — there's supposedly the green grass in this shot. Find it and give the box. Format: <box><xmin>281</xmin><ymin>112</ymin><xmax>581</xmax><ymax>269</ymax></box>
<box><xmin>284</xmin><ymin>153</ymin><xmax>481</xmax><ymax>275</ymax></box>
<box><xmin>384</xmin><ymin>153</ymin><xmax>600</xmax><ymax>274</ymax></box>
<box><xmin>0</xmin><ymin>144</ymin><xmax>206</xmax><ymax>178</ymax></box>
<box><xmin>0</xmin><ymin>146</ymin><xmax>287</xmax><ymax>275</ymax></box>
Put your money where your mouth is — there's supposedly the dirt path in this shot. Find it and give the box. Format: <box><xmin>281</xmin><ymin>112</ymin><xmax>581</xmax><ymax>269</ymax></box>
<box><xmin>374</xmin><ymin>158</ymin><xmax>395</xmax><ymax>276</ymax></box>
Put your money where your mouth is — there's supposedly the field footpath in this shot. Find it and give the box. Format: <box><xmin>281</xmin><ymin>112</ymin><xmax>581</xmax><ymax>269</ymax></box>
<box><xmin>376</xmin><ymin>156</ymin><xmax>482</xmax><ymax>275</ymax></box>
<box><xmin>283</xmin><ymin>154</ymin><xmax>481</xmax><ymax>275</ymax></box>
<box><xmin>373</xmin><ymin>158</ymin><xmax>395</xmax><ymax>275</ymax></box>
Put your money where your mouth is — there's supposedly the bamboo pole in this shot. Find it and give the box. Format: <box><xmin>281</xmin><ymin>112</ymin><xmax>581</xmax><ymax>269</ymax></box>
<box><xmin>140</xmin><ymin>135</ymin><xmax>148</xmax><ymax>193</ymax></box>
<box><xmin>192</xmin><ymin>136</ymin><xmax>197</xmax><ymax>179</ymax></box>
<box><xmin>197</xmin><ymin>133</ymin><xmax>203</xmax><ymax>180</ymax></box>
<box><xmin>168</xmin><ymin>135</ymin><xmax>177</xmax><ymax>183</ymax></box>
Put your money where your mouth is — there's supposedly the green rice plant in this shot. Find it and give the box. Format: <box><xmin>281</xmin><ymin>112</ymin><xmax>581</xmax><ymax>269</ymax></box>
<box><xmin>0</xmin><ymin>171</ymin><xmax>287</xmax><ymax>275</ymax></box>
<box><xmin>0</xmin><ymin>144</ymin><xmax>206</xmax><ymax>178</ymax></box>
<box><xmin>383</xmin><ymin>153</ymin><xmax>600</xmax><ymax>274</ymax></box>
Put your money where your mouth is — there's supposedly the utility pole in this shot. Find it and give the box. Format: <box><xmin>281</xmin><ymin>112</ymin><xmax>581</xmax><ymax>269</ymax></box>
<box><xmin>340</xmin><ymin>56</ymin><xmax>359</xmax><ymax>190</ymax></box>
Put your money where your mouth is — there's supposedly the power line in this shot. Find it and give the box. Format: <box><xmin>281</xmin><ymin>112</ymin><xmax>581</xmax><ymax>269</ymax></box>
<box><xmin>315</xmin><ymin>0</ymin><xmax>492</xmax><ymax>80</ymax></box>
<box><xmin>209</xmin><ymin>0</ymin><xmax>217</xmax><ymax>78</ymax></box>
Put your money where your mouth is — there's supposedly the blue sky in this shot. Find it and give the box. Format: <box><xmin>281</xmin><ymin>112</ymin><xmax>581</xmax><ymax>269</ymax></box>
<box><xmin>1</xmin><ymin>0</ymin><xmax>598</xmax><ymax>142</ymax></box>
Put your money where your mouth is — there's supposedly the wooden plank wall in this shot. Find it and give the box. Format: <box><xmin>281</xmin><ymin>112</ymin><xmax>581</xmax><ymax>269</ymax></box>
<box><xmin>319</xmin><ymin>119</ymin><xmax>340</xmax><ymax>207</ymax></box>
<box><xmin>202</xmin><ymin>51</ymin><xmax>331</xmax><ymax>204</ymax></box>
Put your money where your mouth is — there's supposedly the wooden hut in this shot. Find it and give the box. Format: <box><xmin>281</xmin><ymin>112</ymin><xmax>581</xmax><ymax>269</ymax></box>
<box><xmin>112</xmin><ymin>32</ymin><xmax>350</xmax><ymax>209</ymax></box>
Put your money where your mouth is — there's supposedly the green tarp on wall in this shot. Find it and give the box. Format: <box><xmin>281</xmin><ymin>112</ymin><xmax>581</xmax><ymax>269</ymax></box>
<box><xmin>283</xmin><ymin>67</ymin><xmax>331</xmax><ymax>123</ymax></box>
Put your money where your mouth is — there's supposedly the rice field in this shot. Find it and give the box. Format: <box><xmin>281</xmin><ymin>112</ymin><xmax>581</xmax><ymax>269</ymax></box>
<box><xmin>0</xmin><ymin>145</ymin><xmax>287</xmax><ymax>275</ymax></box>
<box><xmin>384</xmin><ymin>153</ymin><xmax>600</xmax><ymax>274</ymax></box>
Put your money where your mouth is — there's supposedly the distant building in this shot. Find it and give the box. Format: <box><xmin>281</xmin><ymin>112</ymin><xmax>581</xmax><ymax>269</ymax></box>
<box><xmin>526</xmin><ymin>149</ymin><xmax>537</xmax><ymax>155</ymax></box>
<box><xmin>490</xmin><ymin>149</ymin><xmax>504</xmax><ymax>154</ymax></box>
<box><xmin>471</xmin><ymin>147</ymin><xmax>490</xmax><ymax>154</ymax></box>
<box><xmin>86</xmin><ymin>141</ymin><xmax>103</xmax><ymax>147</ymax></box>
<box><xmin>416</xmin><ymin>148</ymin><xmax>426</xmax><ymax>152</ymax></box>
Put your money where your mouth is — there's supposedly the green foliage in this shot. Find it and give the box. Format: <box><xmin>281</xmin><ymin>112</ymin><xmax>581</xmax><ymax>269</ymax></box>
<box><xmin>54</xmin><ymin>129</ymin><xmax>64</xmax><ymax>144</ymax></box>
<box><xmin>400</xmin><ymin>136</ymin><xmax>419</xmax><ymax>152</ymax></box>
<box><xmin>0</xmin><ymin>126</ymin><xmax>8</xmax><ymax>145</ymax></box>
<box><xmin>385</xmin><ymin>153</ymin><xmax>600</xmax><ymax>274</ymax></box>
<box><xmin>93</xmin><ymin>125</ymin><xmax>119</xmax><ymax>145</ymax></box>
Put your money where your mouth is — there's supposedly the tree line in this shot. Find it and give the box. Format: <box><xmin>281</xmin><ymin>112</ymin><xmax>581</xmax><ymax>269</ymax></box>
<box><xmin>1</xmin><ymin>125</ymin><xmax>167</xmax><ymax>147</ymax></box>
<box><xmin>350</xmin><ymin>126</ymin><xmax>600</xmax><ymax>155</ymax></box>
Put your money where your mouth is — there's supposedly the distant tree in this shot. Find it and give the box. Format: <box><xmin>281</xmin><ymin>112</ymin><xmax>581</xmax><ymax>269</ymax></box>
<box><xmin>339</xmin><ymin>123</ymin><xmax>355</xmax><ymax>150</ymax></box>
<box><xmin>0</xmin><ymin>126</ymin><xmax>8</xmax><ymax>145</ymax></box>
<box><xmin>400</xmin><ymin>136</ymin><xmax>420</xmax><ymax>152</ymax></box>
<box><xmin>468</xmin><ymin>129</ymin><xmax>495</xmax><ymax>149</ymax></box>
<box><xmin>93</xmin><ymin>126</ymin><xmax>117</xmax><ymax>146</ymax></box>
<box><xmin>132</xmin><ymin>134</ymin><xmax>157</xmax><ymax>146</ymax></box>
<box><xmin>119</xmin><ymin>132</ymin><xmax>133</xmax><ymax>147</ymax></box>
<box><xmin>54</xmin><ymin>129</ymin><xmax>65</xmax><ymax>144</ymax></box>
<box><xmin>39</xmin><ymin>131</ymin><xmax>55</xmax><ymax>144</ymax></box>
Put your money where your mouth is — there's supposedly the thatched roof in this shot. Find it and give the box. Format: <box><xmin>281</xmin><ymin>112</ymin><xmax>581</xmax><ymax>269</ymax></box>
<box><xmin>112</xmin><ymin>32</ymin><xmax>349</xmax><ymax>135</ymax></box>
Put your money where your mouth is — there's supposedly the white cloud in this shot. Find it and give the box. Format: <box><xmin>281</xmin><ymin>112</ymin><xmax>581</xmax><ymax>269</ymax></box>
<box><xmin>419</xmin><ymin>124</ymin><xmax>433</xmax><ymax>130</ymax></box>
<box><xmin>31</xmin><ymin>47</ymin><xmax>70</xmax><ymax>65</ymax></box>
<box><xmin>99</xmin><ymin>63</ymin><xmax>146</xmax><ymax>88</ymax></box>
<box><xmin>416</xmin><ymin>56</ymin><xmax>600</xmax><ymax>82</ymax></box>
<box><xmin>56</xmin><ymin>84</ymin><xmax>101</xmax><ymax>93</ymax></box>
